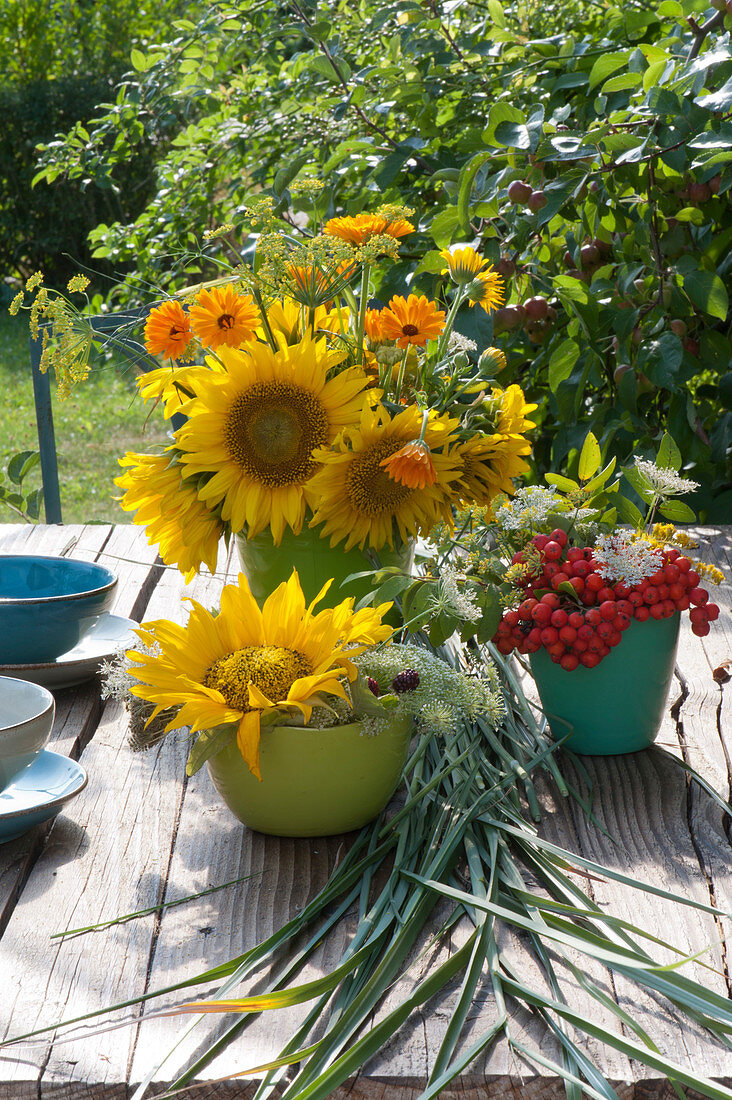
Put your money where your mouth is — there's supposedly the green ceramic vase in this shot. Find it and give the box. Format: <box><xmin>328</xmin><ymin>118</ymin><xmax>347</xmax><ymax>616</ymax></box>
<box><xmin>235</xmin><ymin>525</ymin><xmax>413</xmax><ymax>609</ymax></box>
<box><xmin>206</xmin><ymin>712</ymin><xmax>413</xmax><ymax>837</ymax></box>
<box><xmin>528</xmin><ymin>613</ymin><xmax>680</xmax><ymax>755</ymax></box>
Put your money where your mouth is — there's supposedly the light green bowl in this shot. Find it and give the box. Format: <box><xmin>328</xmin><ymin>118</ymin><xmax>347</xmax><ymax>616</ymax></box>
<box><xmin>206</xmin><ymin>713</ymin><xmax>413</xmax><ymax>837</ymax></box>
<box><xmin>529</xmin><ymin>613</ymin><xmax>680</xmax><ymax>755</ymax></box>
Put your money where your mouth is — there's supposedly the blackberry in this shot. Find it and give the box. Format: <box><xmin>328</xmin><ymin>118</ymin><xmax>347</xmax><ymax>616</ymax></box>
<box><xmin>367</xmin><ymin>676</ymin><xmax>380</xmax><ymax>696</ymax></box>
<box><xmin>392</xmin><ymin>668</ymin><xmax>420</xmax><ymax>693</ymax></box>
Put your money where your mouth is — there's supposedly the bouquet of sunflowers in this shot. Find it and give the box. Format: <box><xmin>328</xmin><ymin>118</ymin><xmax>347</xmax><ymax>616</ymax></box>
<box><xmin>111</xmin><ymin>200</ymin><xmax>536</xmax><ymax>580</ymax></box>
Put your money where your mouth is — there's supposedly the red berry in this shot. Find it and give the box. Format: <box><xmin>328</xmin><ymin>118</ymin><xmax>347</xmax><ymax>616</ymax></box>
<box><xmin>572</xmin><ymin>559</ymin><xmax>591</xmax><ymax>578</ymax></box>
<box><xmin>649</xmin><ymin>569</ymin><xmax>666</xmax><ymax>587</ymax></box>
<box><xmin>692</xmin><ymin>621</ymin><xmax>711</xmax><ymax>637</ymax></box>
<box><xmin>613</xmin><ymin>582</ymin><xmax>631</xmax><ymax>599</ymax></box>
<box><xmin>597</xmin><ymin>587</ymin><xmax>615</xmax><ymax>604</ymax></box>
<box><xmin>613</xmin><ymin>613</ymin><xmax>631</xmax><ymax>631</ymax></box>
<box><xmin>560</xmin><ymin>653</ymin><xmax>580</xmax><ymax>671</ymax></box>
<box><xmin>668</xmin><ymin>583</ymin><xmax>685</xmax><ymax>601</ymax></box>
<box><xmin>531</xmin><ymin>603</ymin><xmax>552</xmax><ymax>626</ymax></box>
<box><xmin>573</xmin><ymin>637</ymin><xmax>589</xmax><ymax>653</ymax></box>
<box><xmin>688</xmin><ymin>587</ymin><xmax>708</xmax><ymax>606</ymax></box>
<box><xmin>650</xmin><ymin>603</ymin><xmax>665</xmax><ymax>620</ymax></box>
<box><xmin>566</xmin><ymin>611</ymin><xmax>583</xmax><ymax>629</ymax></box>
<box><xmin>367</xmin><ymin>676</ymin><xmax>380</xmax><ymax>696</ymax></box>
<box><xmin>635</xmin><ymin>606</ymin><xmax>650</xmax><ymax>622</ymax></box>
<box><xmin>607</xmin><ymin>630</ymin><xmax>622</xmax><ymax>646</ymax></box>
<box><xmin>544</xmin><ymin>541</ymin><xmax>563</xmax><ymax>561</ymax></box>
<box><xmin>551</xmin><ymin>572</ymin><xmax>570</xmax><ymax>590</ymax></box>
<box><xmin>549</xmin><ymin>529</ymin><xmax>568</xmax><ymax>547</ymax></box>
<box><xmin>547</xmin><ymin>641</ymin><xmax>566</xmax><ymax>661</ymax></box>
<box><xmin>392</xmin><ymin>669</ymin><xmax>420</xmax><ymax>692</ymax></box>
<box><xmin>581</xmin><ymin>652</ymin><xmax>601</xmax><ymax>668</ymax></box>
<box><xmin>551</xmin><ymin>609</ymin><xmax>569</xmax><ymax>628</ymax></box>
<box><xmin>569</xmin><ymin>576</ymin><xmax>586</xmax><ymax>596</ymax></box>
<box><xmin>518</xmin><ymin>599</ymin><xmax>538</xmax><ymax>619</ymax></box>
<box><xmin>662</xmin><ymin>600</ymin><xmax>676</xmax><ymax>618</ymax></box>
<box><xmin>666</xmin><ymin>547</ymin><xmax>680</xmax><ymax>561</ymax></box>
<box><xmin>532</xmin><ymin>534</ymin><xmax>549</xmax><ymax>551</ymax></box>
<box><xmin>586</xmin><ymin>573</ymin><xmax>604</xmax><ymax>593</ymax></box>
<box><xmin>496</xmin><ymin>638</ymin><xmax>515</xmax><ymax>654</ymax></box>
<box><xmin>543</xmin><ymin>562</ymin><xmax>562</xmax><ymax>580</ymax></box>
<box><xmin>687</xmin><ymin>570</ymin><xmax>700</xmax><ymax>587</ymax></box>
<box><xmin>628</xmin><ymin>592</ymin><xmax>644</xmax><ymax>608</ymax></box>
<box><xmin>617</xmin><ymin>600</ymin><xmax>633</xmax><ymax>617</ymax></box>
<box><xmin>597</xmin><ymin>621</ymin><xmax>614</xmax><ymax>640</ymax></box>
<box><xmin>578</xmin><ymin>624</ymin><xmax>595</xmax><ymax>642</ymax></box>
<box><xmin>541</xmin><ymin>592</ymin><xmax>561</xmax><ymax>609</ymax></box>
<box><xmin>567</xmin><ymin>547</ymin><xmax>585</xmax><ymax>563</ymax></box>
<box><xmin>675</xmin><ymin>596</ymin><xmax>691</xmax><ymax>611</ymax></box>
<box><xmin>664</xmin><ymin>564</ymin><xmax>680</xmax><ymax>583</ymax></box>
<box><xmin>559</xmin><ymin>625</ymin><xmax>578</xmax><ymax>645</ymax></box>
<box><xmin>540</xmin><ymin>626</ymin><xmax>559</xmax><ymax>646</ymax></box>
<box><xmin>706</xmin><ymin>603</ymin><xmax>720</xmax><ymax>621</ymax></box>
<box><xmin>599</xmin><ymin>600</ymin><xmax>618</xmax><ymax>620</ymax></box>
<box><xmin>689</xmin><ymin>606</ymin><xmax>709</xmax><ymax>624</ymax></box>
<box><xmin>585</xmin><ymin>608</ymin><xmax>602</xmax><ymax>626</ymax></box>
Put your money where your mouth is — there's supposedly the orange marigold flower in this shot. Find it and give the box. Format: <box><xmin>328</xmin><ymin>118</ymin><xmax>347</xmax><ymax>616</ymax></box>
<box><xmin>364</xmin><ymin>308</ymin><xmax>388</xmax><ymax>343</ymax></box>
<box><xmin>380</xmin><ymin>294</ymin><xmax>446</xmax><ymax>348</ymax></box>
<box><xmin>380</xmin><ymin>440</ymin><xmax>437</xmax><ymax>489</ymax></box>
<box><xmin>188</xmin><ymin>286</ymin><xmax>260</xmax><ymax>350</ymax></box>
<box><xmin>144</xmin><ymin>300</ymin><xmax>194</xmax><ymax>361</ymax></box>
<box><xmin>440</xmin><ymin>246</ymin><xmax>487</xmax><ymax>284</ymax></box>
<box><xmin>324</xmin><ymin>213</ymin><xmax>414</xmax><ymax>246</ymax></box>
<box><xmin>466</xmin><ymin>268</ymin><xmax>505</xmax><ymax>314</ymax></box>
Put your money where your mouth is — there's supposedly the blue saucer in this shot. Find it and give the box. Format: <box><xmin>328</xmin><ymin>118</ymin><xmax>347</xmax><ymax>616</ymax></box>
<box><xmin>0</xmin><ymin>750</ymin><xmax>87</xmax><ymax>842</ymax></box>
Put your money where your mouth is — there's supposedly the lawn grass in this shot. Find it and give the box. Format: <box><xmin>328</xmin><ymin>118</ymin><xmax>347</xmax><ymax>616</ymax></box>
<box><xmin>0</xmin><ymin>312</ymin><xmax>168</xmax><ymax>524</ymax></box>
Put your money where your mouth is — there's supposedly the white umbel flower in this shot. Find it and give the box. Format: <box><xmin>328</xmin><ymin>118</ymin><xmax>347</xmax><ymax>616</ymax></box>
<box><xmin>593</xmin><ymin>532</ymin><xmax>663</xmax><ymax>585</ymax></box>
<box><xmin>494</xmin><ymin>486</ymin><xmax>561</xmax><ymax>531</ymax></box>
<box><xmin>635</xmin><ymin>459</ymin><xmax>699</xmax><ymax>497</ymax></box>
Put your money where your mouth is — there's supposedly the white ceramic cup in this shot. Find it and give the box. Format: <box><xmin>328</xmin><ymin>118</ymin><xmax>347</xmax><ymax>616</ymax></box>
<box><xmin>0</xmin><ymin>675</ymin><xmax>55</xmax><ymax>792</ymax></box>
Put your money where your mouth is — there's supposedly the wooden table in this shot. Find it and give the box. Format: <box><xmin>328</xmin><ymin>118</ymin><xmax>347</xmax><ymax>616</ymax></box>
<box><xmin>0</xmin><ymin>522</ymin><xmax>730</xmax><ymax>1098</ymax></box>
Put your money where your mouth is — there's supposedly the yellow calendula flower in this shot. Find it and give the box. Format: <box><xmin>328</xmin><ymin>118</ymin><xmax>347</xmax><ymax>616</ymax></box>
<box><xmin>175</xmin><ymin>336</ymin><xmax>370</xmax><ymax>544</ymax></box>
<box><xmin>127</xmin><ymin>570</ymin><xmax>393</xmax><ymax>778</ymax></box>
<box><xmin>465</xmin><ymin>269</ymin><xmax>505</xmax><ymax>314</ymax></box>
<box><xmin>116</xmin><ymin>450</ymin><xmax>224</xmax><ymax>580</ymax></box>
<box><xmin>324</xmin><ymin>213</ymin><xmax>414</xmax><ymax>246</ymax></box>
<box><xmin>189</xmin><ymin>286</ymin><xmax>260</xmax><ymax>350</ymax></box>
<box><xmin>440</xmin><ymin>246</ymin><xmax>488</xmax><ymax>284</ymax></box>
<box><xmin>144</xmin><ymin>300</ymin><xmax>195</xmax><ymax>361</ymax></box>
<box><xmin>308</xmin><ymin>404</ymin><xmax>461</xmax><ymax>551</ymax></box>
<box><xmin>451</xmin><ymin>385</ymin><xmax>536</xmax><ymax>507</ymax></box>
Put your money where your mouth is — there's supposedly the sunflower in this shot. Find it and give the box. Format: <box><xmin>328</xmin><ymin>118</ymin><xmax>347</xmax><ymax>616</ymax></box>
<box><xmin>465</xmin><ymin>269</ymin><xmax>505</xmax><ymax>314</ymax></box>
<box><xmin>308</xmin><ymin>405</ymin><xmax>461</xmax><ymax>551</ymax></box>
<box><xmin>144</xmin><ymin>300</ymin><xmax>194</xmax><ymax>361</ymax></box>
<box><xmin>174</xmin><ymin>336</ymin><xmax>370</xmax><ymax>543</ymax></box>
<box><xmin>380</xmin><ymin>295</ymin><xmax>446</xmax><ymax>348</ymax></box>
<box><xmin>127</xmin><ymin>570</ymin><xmax>392</xmax><ymax>778</ymax></box>
<box><xmin>451</xmin><ymin>386</ymin><xmax>537</xmax><ymax>506</ymax></box>
<box><xmin>381</xmin><ymin>440</ymin><xmax>437</xmax><ymax>489</ymax></box>
<box><xmin>440</xmin><ymin>246</ymin><xmax>488</xmax><ymax>285</ymax></box>
<box><xmin>324</xmin><ymin>214</ymin><xmax>414</xmax><ymax>246</ymax></box>
<box><xmin>136</xmin><ymin>363</ymin><xmax>224</xmax><ymax>419</ymax></box>
<box><xmin>189</xmin><ymin>286</ymin><xmax>260</xmax><ymax>350</ymax></box>
<box><xmin>116</xmin><ymin>450</ymin><xmax>224</xmax><ymax>580</ymax></box>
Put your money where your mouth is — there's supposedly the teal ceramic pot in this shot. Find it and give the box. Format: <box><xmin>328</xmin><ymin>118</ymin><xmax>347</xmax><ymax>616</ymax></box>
<box><xmin>235</xmin><ymin>526</ymin><xmax>414</xmax><ymax>610</ymax></box>
<box><xmin>206</xmin><ymin>713</ymin><xmax>413</xmax><ymax>837</ymax></box>
<box><xmin>529</xmin><ymin>613</ymin><xmax>680</xmax><ymax>755</ymax></box>
<box><xmin>0</xmin><ymin>675</ymin><xmax>55</xmax><ymax>791</ymax></box>
<box><xmin>0</xmin><ymin>555</ymin><xmax>117</xmax><ymax>663</ymax></box>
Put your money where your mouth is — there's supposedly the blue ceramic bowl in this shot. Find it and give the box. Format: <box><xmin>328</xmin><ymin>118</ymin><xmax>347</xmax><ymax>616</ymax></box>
<box><xmin>0</xmin><ymin>675</ymin><xmax>55</xmax><ymax>791</ymax></box>
<box><xmin>0</xmin><ymin>555</ymin><xmax>118</xmax><ymax>664</ymax></box>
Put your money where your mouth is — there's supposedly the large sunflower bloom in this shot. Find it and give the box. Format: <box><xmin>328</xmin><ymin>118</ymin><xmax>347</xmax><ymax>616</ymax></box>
<box><xmin>116</xmin><ymin>450</ymin><xmax>224</xmax><ymax>580</ymax></box>
<box><xmin>465</xmin><ymin>269</ymin><xmax>505</xmax><ymax>314</ymax></box>
<box><xmin>175</xmin><ymin>336</ymin><xmax>370</xmax><ymax>543</ymax></box>
<box><xmin>189</xmin><ymin>286</ymin><xmax>260</xmax><ymax>350</ymax></box>
<box><xmin>380</xmin><ymin>295</ymin><xmax>446</xmax><ymax>348</ymax></box>
<box><xmin>308</xmin><ymin>405</ymin><xmax>461</xmax><ymax>551</ymax></box>
<box><xmin>136</xmin><ymin>362</ymin><xmax>224</xmax><ymax>419</ymax></box>
<box><xmin>127</xmin><ymin>570</ymin><xmax>392</xmax><ymax>778</ymax></box>
<box><xmin>144</xmin><ymin>300</ymin><xmax>194</xmax><ymax>361</ymax></box>
<box><xmin>324</xmin><ymin>214</ymin><xmax>414</xmax><ymax>246</ymax></box>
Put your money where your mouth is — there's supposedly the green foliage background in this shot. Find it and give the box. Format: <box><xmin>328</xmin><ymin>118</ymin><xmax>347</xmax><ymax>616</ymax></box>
<box><xmin>0</xmin><ymin>0</ymin><xmax>190</xmax><ymax>286</ymax></box>
<box><xmin>26</xmin><ymin>0</ymin><xmax>732</xmax><ymax>517</ymax></box>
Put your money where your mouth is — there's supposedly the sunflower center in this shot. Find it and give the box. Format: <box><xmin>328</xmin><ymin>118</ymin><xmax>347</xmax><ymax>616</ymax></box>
<box><xmin>224</xmin><ymin>381</ymin><xmax>329</xmax><ymax>486</ymax></box>
<box><xmin>401</xmin><ymin>324</ymin><xmax>419</xmax><ymax>336</ymax></box>
<box><xmin>204</xmin><ymin>645</ymin><xmax>313</xmax><ymax>711</ymax></box>
<box><xmin>346</xmin><ymin>439</ymin><xmax>414</xmax><ymax>516</ymax></box>
<box><xmin>218</xmin><ymin>313</ymin><xmax>236</xmax><ymax>330</ymax></box>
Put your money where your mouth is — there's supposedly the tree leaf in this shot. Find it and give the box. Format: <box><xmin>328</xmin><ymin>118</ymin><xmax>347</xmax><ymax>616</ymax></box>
<box><xmin>578</xmin><ymin>432</ymin><xmax>601</xmax><ymax>482</ymax></box>
<box><xmin>656</xmin><ymin>433</ymin><xmax>682</xmax><ymax>472</ymax></box>
<box><xmin>683</xmin><ymin>268</ymin><xmax>729</xmax><ymax>321</ymax></box>
<box><xmin>659</xmin><ymin>499</ymin><xmax>697</xmax><ymax>523</ymax></box>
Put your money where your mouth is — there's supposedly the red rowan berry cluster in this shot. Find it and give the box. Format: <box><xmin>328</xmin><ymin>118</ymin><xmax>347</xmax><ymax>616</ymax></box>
<box><xmin>492</xmin><ymin>528</ymin><xmax>720</xmax><ymax>672</ymax></box>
